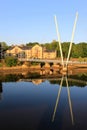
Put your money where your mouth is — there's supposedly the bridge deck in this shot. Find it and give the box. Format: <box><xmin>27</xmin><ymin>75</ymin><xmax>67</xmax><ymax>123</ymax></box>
<box><xmin>19</xmin><ymin>58</ymin><xmax>87</xmax><ymax>64</ymax></box>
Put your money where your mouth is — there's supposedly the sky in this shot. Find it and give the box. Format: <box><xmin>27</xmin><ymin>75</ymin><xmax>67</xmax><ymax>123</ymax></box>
<box><xmin>0</xmin><ymin>0</ymin><xmax>87</xmax><ymax>45</ymax></box>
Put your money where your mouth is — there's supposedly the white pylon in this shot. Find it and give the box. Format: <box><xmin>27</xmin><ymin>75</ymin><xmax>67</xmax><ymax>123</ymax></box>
<box><xmin>66</xmin><ymin>12</ymin><xmax>78</xmax><ymax>66</ymax></box>
<box><xmin>54</xmin><ymin>15</ymin><xmax>64</xmax><ymax>67</ymax></box>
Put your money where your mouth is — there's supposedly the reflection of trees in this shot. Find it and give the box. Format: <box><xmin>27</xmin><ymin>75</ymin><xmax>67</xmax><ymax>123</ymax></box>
<box><xmin>4</xmin><ymin>74</ymin><xmax>18</xmax><ymax>82</ymax></box>
<box><xmin>0</xmin><ymin>82</ymin><xmax>2</xmax><ymax>93</ymax></box>
<box><xmin>52</xmin><ymin>76</ymin><xmax>74</xmax><ymax>125</ymax></box>
<box><xmin>49</xmin><ymin>80</ymin><xmax>60</xmax><ymax>85</ymax></box>
<box><xmin>69</xmin><ymin>74</ymin><xmax>87</xmax><ymax>81</ymax></box>
<box><xmin>0</xmin><ymin>73</ymin><xmax>87</xmax><ymax>86</ymax></box>
<box><xmin>0</xmin><ymin>73</ymin><xmax>41</xmax><ymax>82</ymax></box>
<box><xmin>49</xmin><ymin>74</ymin><xmax>87</xmax><ymax>87</ymax></box>
<box><xmin>25</xmin><ymin>72</ymin><xmax>41</xmax><ymax>79</ymax></box>
<box><xmin>72</xmin><ymin>74</ymin><xmax>87</xmax><ymax>82</ymax></box>
<box><xmin>0</xmin><ymin>74</ymin><xmax>24</xmax><ymax>82</ymax></box>
<box><xmin>0</xmin><ymin>82</ymin><xmax>3</xmax><ymax>100</ymax></box>
<box><xmin>50</xmin><ymin>80</ymin><xmax>86</xmax><ymax>87</ymax></box>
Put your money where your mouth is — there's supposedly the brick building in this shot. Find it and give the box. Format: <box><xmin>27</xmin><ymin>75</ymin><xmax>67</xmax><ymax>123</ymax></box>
<box><xmin>6</xmin><ymin>44</ymin><xmax>56</xmax><ymax>59</ymax></box>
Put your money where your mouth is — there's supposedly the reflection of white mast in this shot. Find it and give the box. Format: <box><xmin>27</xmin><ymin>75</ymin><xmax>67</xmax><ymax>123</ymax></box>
<box><xmin>65</xmin><ymin>77</ymin><xmax>74</xmax><ymax>125</ymax></box>
<box><xmin>54</xmin><ymin>15</ymin><xmax>64</xmax><ymax>67</ymax></box>
<box><xmin>52</xmin><ymin>76</ymin><xmax>74</xmax><ymax>125</ymax></box>
<box><xmin>52</xmin><ymin>76</ymin><xmax>63</xmax><ymax>122</ymax></box>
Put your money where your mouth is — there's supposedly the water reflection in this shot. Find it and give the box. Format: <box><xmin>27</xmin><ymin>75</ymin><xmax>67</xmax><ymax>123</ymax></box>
<box><xmin>52</xmin><ymin>76</ymin><xmax>74</xmax><ymax>125</ymax></box>
<box><xmin>0</xmin><ymin>82</ymin><xmax>2</xmax><ymax>100</ymax></box>
<box><xmin>0</xmin><ymin>72</ymin><xmax>87</xmax><ymax>129</ymax></box>
<box><xmin>0</xmin><ymin>70</ymin><xmax>87</xmax><ymax>84</ymax></box>
<box><xmin>32</xmin><ymin>79</ymin><xmax>44</xmax><ymax>85</ymax></box>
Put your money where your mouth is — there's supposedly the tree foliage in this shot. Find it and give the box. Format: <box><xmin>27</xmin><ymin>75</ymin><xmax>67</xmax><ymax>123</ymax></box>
<box><xmin>0</xmin><ymin>42</ymin><xmax>9</xmax><ymax>51</ymax></box>
<box><xmin>26</xmin><ymin>42</ymin><xmax>39</xmax><ymax>47</ymax></box>
<box><xmin>42</xmin><ymin>41</ymin><xmax>87</xmax><ymax>58</ymax></box>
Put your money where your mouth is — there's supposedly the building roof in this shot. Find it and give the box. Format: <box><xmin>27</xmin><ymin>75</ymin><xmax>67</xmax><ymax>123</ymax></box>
<box><xmin>19</xmin><ymin>46</ymin><xmax>32</xmax><ymax>50</ymax></box>
<box><xmin>44</xmin><ymin>50</ymin><xmax>56</xmax><ymax>52</ymax></box>
<box><xmin>8</xmin><ymin>45</ymin><xmax>32</xmax><ymax>50</ymax></box>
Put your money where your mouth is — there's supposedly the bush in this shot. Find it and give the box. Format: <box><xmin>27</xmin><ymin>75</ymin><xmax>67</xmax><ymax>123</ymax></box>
<box><xmin>5</xmin><ymin>56</ymin><xmax>18</xmax><ymax>67</ymax></box>
<box><xmin>0</xmin><ymin>63</ymin><xmax>2</xmax><ymax>67</ymax></box>
<box><xmin>78</xmin><ymin>57</ymin><xmax>87</xmax><ymax>62</ymax></box>
<box><xmin>78</xmin><ymin>57</ymin><xmax>83</xmax><ymax>62</ymax></box>
<box><xmin>31</xmin><ymin>62</ymin><xmax>39</xmax><ymax>66</ymax></box>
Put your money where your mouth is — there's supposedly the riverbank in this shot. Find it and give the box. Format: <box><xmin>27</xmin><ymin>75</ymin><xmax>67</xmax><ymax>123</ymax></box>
<box><xmin>0</xmin><ymin>64</ymin><xmax>87</xmax><ymax>76</ymax></box>
<box><xmin>0</xmin><ymin>65</ymin><xmax>41</xmax><ymax>73</ymax></box>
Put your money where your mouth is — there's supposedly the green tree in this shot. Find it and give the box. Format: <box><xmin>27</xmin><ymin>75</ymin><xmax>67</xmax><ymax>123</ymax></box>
<box><xmin>26</xmin><ymin>42</ymin><xmax>39</xmax><ymax>47</ymax></box>
<box><xmin>62</xmin><ymin>42</ymin><xmax>70</xmax><ymax>58</ymax></box>
<box><xmin>71</xmin><ymin>43</ymin><xmax>79</xmax><ymax>58</ymax></box>
<box><xmin>0</xmin><ymin>42</ymin><xmax>9</xmax><ymax>51</ymax></box>
<box><xmin>71</xmin><ymin>43</ymin><xmax>87</xmax><ymax>58</ymax></box>
<box><xmin>79</xmin><ymin>43</ymin><xmax>87</xmax><ymax>57</ymax></box>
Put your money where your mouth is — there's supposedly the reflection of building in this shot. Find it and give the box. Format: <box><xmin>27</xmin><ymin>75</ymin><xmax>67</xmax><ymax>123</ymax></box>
<box><xmin>32</xmin><ymin>79</ymin><xmax>43</xmax><ymax>85</ymax></box>
<box><xmin>0</xmin><ymin>82</ymin><xmax>3</xmax><ymax>100</ymax></box>
<box><xmin>6</xmin><ymin>44</ymin><xmax>56</xmax><ymax>59</ymax></box>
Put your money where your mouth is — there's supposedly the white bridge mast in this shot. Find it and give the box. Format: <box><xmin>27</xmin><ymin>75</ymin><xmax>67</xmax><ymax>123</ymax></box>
<box><xmin>54</xmin><ymin>15</ymin><xmax>64</xmax><ymax>67</ymax></box>
<box><xmin>54</xmin><ymin>12</ymin><xmax>78</xmax><ymax>69</ymax></box>
<box><xmin>66</xmin><ymin>12</ymin><xmax>78</xmax><ymax>66</ymax></box>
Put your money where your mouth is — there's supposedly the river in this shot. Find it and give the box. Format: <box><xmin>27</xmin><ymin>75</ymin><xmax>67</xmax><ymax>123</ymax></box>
<box><xmin>0</xmin><ymin>71</ymin><xmax>87</xmax><ymax>130</ymax></box>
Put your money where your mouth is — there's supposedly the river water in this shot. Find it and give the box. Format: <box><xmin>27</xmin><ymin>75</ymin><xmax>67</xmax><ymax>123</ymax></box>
<box><xmin>0</xmin><ymin>71</ymin><xmax>87</xmax><ymax>130</ymax></box>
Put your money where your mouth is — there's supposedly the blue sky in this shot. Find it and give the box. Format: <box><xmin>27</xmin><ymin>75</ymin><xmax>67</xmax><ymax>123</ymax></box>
<box><xmin>0</xmin><ymin>0</ymin><xmax>87</xmax><ymax>45</ymax></box>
